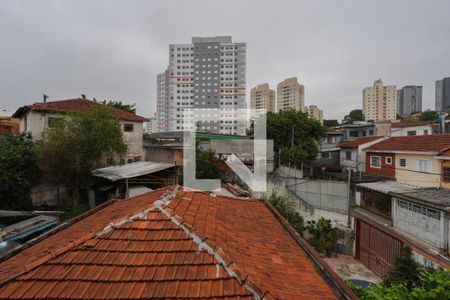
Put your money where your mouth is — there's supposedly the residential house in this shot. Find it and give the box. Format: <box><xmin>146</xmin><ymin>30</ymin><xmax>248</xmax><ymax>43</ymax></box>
<box><xmin>317</xmin><ymin>128</ymin><xmax>344</xmax><ymax>165</ymax></box>
<box><xmin>13</xmin><ymin>98</ymin><xmax>148</xmax><ymax>162</ymax></box>
<box><xmin>390</xmin><ymin>121</ymin><xmax>438</xmax><ymax>137</ymax></box>
<box><xmin>339</xmin><ymin>136</ymin><xmax>386</xmax><ymax>172</ymax></box>
<box><xmin>354</xmin><ymin>181</ymin><xmax>450</xmax><ymax>277</ymax></box>
<box><xmin>339</xmin><ymin>122</ymin><xmax>377</xmax><ymax>140</ymax></box>
<box><xmin>364</xmin><ymin>135</ymin><xmax>450</xmax><ymax>188</ymax></box>
<box><xmin>0</xmin><ymin>186</ymin><xmax>356</xmax><ymax>299</ymax></box>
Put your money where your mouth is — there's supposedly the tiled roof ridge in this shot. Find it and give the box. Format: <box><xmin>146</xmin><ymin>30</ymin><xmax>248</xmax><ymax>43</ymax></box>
<box><xmin>181</xmin><ymin>188</ymin><xmax>258</xmax><ymax>202</ymax></box>
<box><xmin>154</xmin><ymin>188</ymin><xmax>265</xmax><ymax>300</ymax></box>
<box><xmin>0</xmin><ymin>186</ymin><xmax>176</xmax><ymax>288</ymax></box>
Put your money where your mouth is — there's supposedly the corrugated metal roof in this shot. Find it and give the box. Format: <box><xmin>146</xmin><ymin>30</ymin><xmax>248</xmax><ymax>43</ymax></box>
<box><xmin>357</xmin><ymin>181</ymin><xmax>419</xmax><ymax>194</ymax></box>
<box><xmin>92</xmin><ymin>161</ymin><xmax>175</xmax><ymax>181</ymax></box>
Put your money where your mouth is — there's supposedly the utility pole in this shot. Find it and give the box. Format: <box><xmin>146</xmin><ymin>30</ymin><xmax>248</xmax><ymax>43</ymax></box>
<box><xmin>347</xmin><ymin>168</ymin><xmax>352</xmax><ymax>228</ymax></box>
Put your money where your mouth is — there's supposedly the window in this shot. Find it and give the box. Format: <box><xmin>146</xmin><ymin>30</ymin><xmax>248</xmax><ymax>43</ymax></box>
<box><xmin>370</xmin><ymin>156</ymin><xmax>381</xmax><ymax>168</ymax></box>
<box><xmin>47</xmin><ymin>117</ymin><xmax>62</xmax><ymax>128</ymax></box>
<box><xmin>407</xmin><ymin>130</ymin><xmax>417</xmax><ymax>136</ymax></box>
<box><xmin>414</xmin><ymin>159</ymin><xmax>432</xmax><ymax>173</ymax></box>
<box><xmin>444</xmin><ymin>168</ymin><xmax>450</xmax><ymax>182</ymax></box>
<box><xmin>349</xmin><ymin>130</ymin><xmax>358</xmax><ymax>137</ymax></box>
<box><xmin>385</xmin><ymin>156</ymin><xmax>392</xmax><ymax>165</ymax></box>
<box><xmin>124</xmin><ymin>123</ymin><xmax>134</xmax><ymax>132</ymax></box>
<box><xmin>345</xmin><ymin>150</ymin><xmax>352</xmax><ymax>160</ymax></box>
<box><xmin>423</xmin><ymin>130</ymin><xmax>428</xmax><ymax>135</ymax></box>
<box><xmin>321</xmin><ymin>152</ymin><xmax>330</xmax><ymax>159</ymax></box>
<box><xmin>399</xmin><ymin>158</ymin><xmax>407</xmax><ymax>167</ymax></box>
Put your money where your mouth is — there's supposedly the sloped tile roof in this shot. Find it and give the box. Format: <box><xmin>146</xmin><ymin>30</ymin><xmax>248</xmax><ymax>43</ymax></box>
<box><xmin>0</xmin><ymin>187</ymin><xmax>338</xmax><ymax>299</ymax></box>
<box><xmin>390</xmin><ymin>121</ymin><xmax>434</xmax><ymax>128</ymax></box>
<box><xmin>339</xmin><ymin>136</ymin><xmax>384</xmax><ymax>148</ymax></box>
<box><xmin>365</xmin><ymin>135</ymin><xmax>450</xmax><ymax>153</ymax></box>
<box><xmin>14</xmin><ymin>98</ymin><xmax>148</xmax><ymax>122</ymax></box>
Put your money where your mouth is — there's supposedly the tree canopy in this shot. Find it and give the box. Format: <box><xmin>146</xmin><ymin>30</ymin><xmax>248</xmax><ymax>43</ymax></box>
<box><xmin>419</xmin><ymin>110</ymin><xmax>439</xmax><ymax>122</ymax></box>
<box><xmin>323</xmin><ymin>119</ymin><xmax>339</xmax><ymax>128</ymax></box>
<box><xmin>38</xmin><ymin>106</ymin><xmax>127</xmax><ymax>204</ymax></box>
<box><xmin>0</xmin><ymin>133</ymin><xmax>40</xmax><ymax>210</ymax></box>
<box><xmin>267</xmin><ymin>109</ymin><xmax>326</xmax><ymax>161</ymax></box>
<box><xmin>101</xmin><ymin>100</ymin><xmax>137</xmax><ymax>114</ymax></box>
<box><xmin>196</xmin><ymin>143</ymin><xmax>221</xmax><ymax>179</ymax></box>
<box><xmin>342</xmin><ymin>109</ymin><xmax>365</xmax><ymax>124</ymax></box>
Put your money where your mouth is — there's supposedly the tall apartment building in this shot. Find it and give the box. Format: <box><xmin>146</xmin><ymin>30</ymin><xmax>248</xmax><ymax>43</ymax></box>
<box><xmin>435</xmin><ymin>77</ymin><xmax>450</xmax><ymax>113</ymax></box>
<box><xmin>397</xmin><ymin>85</ymin><xmax>422</xmax><ymax>115</ymax></box>
<box><xmin>156</xmin><ymin>70</ymin><xmax>169</xmax><ymax>132</ymax></box>
<box><xmin>362</xmin><ymin>79</ymin><xmax>397</xmax><ymax>121</ymax></box>
<box><xmin>306</xmin><ymin>105</ymin><xmax>324</xmax><ymax>124</ymax></box>
<box><xmin>155</xmin><ymin>36</ymin><xmax>246</xmax><ymax>135</ymax></box>
<box><xmin>277</xmin><ymin>77</ymin><xmax>305</xmax><ymax>112</ymax></box>
<box><xmin>250</xmin><ymin>83</ymin><xmax>275</xmax><ymax>120</ymax></box>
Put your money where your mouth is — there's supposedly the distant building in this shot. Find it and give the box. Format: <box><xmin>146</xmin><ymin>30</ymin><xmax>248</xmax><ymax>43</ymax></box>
<box><xmin>156</xmin><ymin>36</ymin><xmax>247</xmax><ymax>135</ymax></box>
<box><xmin>339</xmin><ymin>122</ymin><xmax>377</xmax><ymax>140</ymax></box>
<box><xmin>277</xmin><ymin>77</ymin><xmax>305</xmax><ymax>112</ymax></box>
<box><xmin>363</xmin><ymin>79</ymin><xmax>397</xmax><ymax>121</ymax></box>
<box><xmin>306</xmin><ymin>105</ymin><xmax>323</xmax><ymax>124</ymax></box>
<box><xmin>250</xmin><ymin>83</ymin><xmax>275</xmax><ymax>120</ymax></box>
<box><xmin>397</xmin><ymin>85</ymin><xmax>422</xmax><ymax>115</ymax></box>
<box><xmin>435</xmin><ymin>77</ymin><xmax>450</xmax><ymax>112</ymax></box>
<box><xmin>0</xmin><ymin>109</ymin><xmax>19</xmax><ymax>135</ymax></box>
<box><xmin>390</xmin><ymin>121</ymin><xmax>439</xmax><ymax>137</ymax></box>
<box><xmin>339</xmin><ymin>136</ymin><xmax>386</xmax><ymax>172</ymax></box>
<box><xmin>144</xmin><ymin>116</ymin><xmax>158</xmax><ymax>134</ymax></box>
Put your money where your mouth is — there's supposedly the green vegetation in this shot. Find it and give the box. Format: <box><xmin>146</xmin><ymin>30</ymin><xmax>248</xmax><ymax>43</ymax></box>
<box><xmin>342</xmin><ymin>109</ymin><xmax>364</xmax><ymax>124</ymax></box>
<box><xmin>267</xmin><ymin>109</ymin><xmax>326</xmax><ymax>161</ymax></box>
<box><xmin>305</xmin><ymin>217</ymin><xmax>337</xmax><ymax>256</ymax></box>
<box><xmin>350</xmin><ymin>246</ymin><xmax>450</xmax><ymax>300</ymax></box>
<box><xmin>264</xmin><ymin>191</ymin><xmax>304</xmax><ymax>234</ymax></box>
<box><xmin>60</xmin><ymin>202</ymin><xmax>90</xmax><ymax>221</ymax></box>
<box><xmin>323</xmin><ymin>119</ymin><xmax>339</xmax><ymax>128</ymax></box>
<box><xmin>0</xmin><ymin>133</ymin><xmax>41</xmax><ymax>210</ymax></box>
<box><xmin>196</xmin><ymin>143</ymin><xmax>221</xmax><ymax>179</ymax></box>
<box><xmin>101</xmin><ymin>100</ymin><xmax>137</xmax><ymax>114</ymax></box>
<box><xmin>419</xmin><ymin>110</ymin><xmax>439</xmax><ymax>122</ymax></box>
<box><xmin>38</xmin><ymin>106</ymin><xmax>127</xmax><ymax>205</ymax></box>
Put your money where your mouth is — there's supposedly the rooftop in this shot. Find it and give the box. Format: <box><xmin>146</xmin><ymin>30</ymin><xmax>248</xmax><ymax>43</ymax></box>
<box><xmin>13</xmin><ymin>98</ymin><xmax>148</xmax><ymax>123</ymax></box>
<box><xmin>391</xmin><ymin>121</ymin><xmax>434</xmax><ymax>128</ymax></box>
<box><xmin>92</xmin><ymin>161</ymin><xmax>175</xmax><ymax>181</ymax></box>
<box><xmin>0</xmin><ymin>187</ymin><xmax>342</xmax><ymax>299</ymax></box>
<box><xmin>365</xmin><ymin>135</ymin><xmax>450</xmax><ymax>153</ymax></box>
<box><xmin>394</xmin><ymin>188</ymin><xmax>450</xmax><ymax>210</ymax></box>
<box><xmin>339</xmin><ymin>136</ymin><xmax>384</xmax><ymax>148</ymax></box>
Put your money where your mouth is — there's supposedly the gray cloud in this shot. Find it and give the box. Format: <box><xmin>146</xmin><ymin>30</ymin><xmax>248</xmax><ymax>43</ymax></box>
<box><xmin>1</xmin><ymin>0</ymin><xmax>450</xmax><ymax>120</ymax></box>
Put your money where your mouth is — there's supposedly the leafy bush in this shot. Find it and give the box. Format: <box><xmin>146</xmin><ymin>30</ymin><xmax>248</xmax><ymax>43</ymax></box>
<box><xmin>305</xmin><ymin>217</ymin><xmax>337</xmax><ymax>256</ymax></box>
<box><xmin>384</xmin><ymin>246</ymin><xmax>421</xmax><ymax>289</ymax></box>
<box><xmin>265</xmin><ymin>191</ymin><xmax>304</xmax><ymax>234</ymax></box>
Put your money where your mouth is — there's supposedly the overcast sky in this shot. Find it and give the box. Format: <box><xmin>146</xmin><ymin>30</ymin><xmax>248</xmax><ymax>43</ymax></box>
<box><xmin>1</xmin><ymin>1</ymin><xmax>450</xmax><ymax>120</ymax></box>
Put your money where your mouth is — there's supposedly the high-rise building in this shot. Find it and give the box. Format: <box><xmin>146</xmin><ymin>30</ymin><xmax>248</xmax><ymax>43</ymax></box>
<box><xmin>144</xmin><ymin>116</ymin><xmax>158</xmax><ymax>134</ymax></box>
<box><xmin>276</xmin><ymin>77</ymin><xmax>305</xmax><ymax>112</ymax></box>
<box><xmin>306</xmin><ymin>105</ymin><xmax>324</xmax><ymax>124</ymax></box>
<box><xmin>435</xmin><ymin>77</ymin><xmax>450</xmax><ymax>113</ymax></box>
<box><xmin>250</xmin><ymin>83</ymin><xmax>275</xmax><ymax>120</ymax></box>
<box><xmin>156</xmin><ymin>36</ymin><xmax>246</xmax><ymax>135</ymax></box>
<box><xmin>397</xmin><ymin>85</ymin><xmax>422</xmax><ymax>115</ymax></box>
<box><xmin>156</xmin><ymin>70</ymin><xmax>169</xmax><ymax>132</ymax></box>
<box><xmin>362</xmin><ymin>79</ymin><xmax>397</xmax><ymax>121</ymax></box>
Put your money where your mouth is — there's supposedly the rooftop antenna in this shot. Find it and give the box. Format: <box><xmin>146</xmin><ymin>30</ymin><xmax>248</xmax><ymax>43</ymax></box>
<box><xmin>81</xmin><ymin>94</ymin><xmax>86</xmax><ymax>99</ymax></box>
<box><xmin>43</xmin><ymin>94</ymin><xmax>49</xmax><ymax>104</ymax></box>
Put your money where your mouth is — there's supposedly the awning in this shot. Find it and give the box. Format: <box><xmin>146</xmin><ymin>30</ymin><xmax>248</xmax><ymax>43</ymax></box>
<box><xmin>356</xmin><ymin>181</ymin><xmax>419</xmax><ymax>194</ymax></box>
<box><xmin>92</xmin><ymin>161</ymin><xmax>175</xmax><ymax>181</ymax></box>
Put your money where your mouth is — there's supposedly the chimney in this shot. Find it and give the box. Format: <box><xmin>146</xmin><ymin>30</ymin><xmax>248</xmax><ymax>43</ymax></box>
<box><xmin>43</xmin><ymin>94</ymin><xmax>49</xmax><ymax>104</ymax></box>
<box><xmin>81</xmin><ymin>94</ymin><xmax>86</xmax><ymax>99</ymax></box>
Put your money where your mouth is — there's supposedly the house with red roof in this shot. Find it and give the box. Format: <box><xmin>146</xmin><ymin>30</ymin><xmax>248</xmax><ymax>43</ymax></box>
<box><xmin>364</xmin><ymin>135</ymin><xmax>450</xmax><ymax>188</ymax></box>
<box><xmin>339</xmin><ymin>136</ymin><xmax>386</xmax><ymax>172</ymax></box>
<box><xmin>0</xmin><ymin>186</ymin><xmax>358</xmax><ymax>299</ymax></box>
<box><xmin>390</xmin><ymin>121</ymin><xmax>439</xmax><ymax>137</ymax></box>
<box><xmin>13</xmin><ymin>97</ymin><xmax>149</xmax><ymax>163</ymax></box>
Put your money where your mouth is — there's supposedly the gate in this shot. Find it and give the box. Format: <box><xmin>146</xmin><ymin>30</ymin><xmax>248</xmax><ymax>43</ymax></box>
<box><xmin>356</xmin><ymin>219</ymin><xmax>403</xmax><ymax>278</ymax></box>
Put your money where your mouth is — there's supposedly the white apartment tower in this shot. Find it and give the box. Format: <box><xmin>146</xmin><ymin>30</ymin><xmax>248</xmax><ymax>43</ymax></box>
<box><xmin>250</xmin><ymin>83</ymin><xmax>275</xmax><ymax>120</ymax></box>
<box><xmin>363</xmin><ymin>79</ymin><xmax>397</xmax><ymax>121</ymax></box>
<box><xmin>277</xmin><ymin>77</ymin><xmax>305</xmax><ymax>112</ymax></box>
<box><xmin>156</xmin><ymin>36</ymin><xmax>246</xmax><ymax>135</ymax></box>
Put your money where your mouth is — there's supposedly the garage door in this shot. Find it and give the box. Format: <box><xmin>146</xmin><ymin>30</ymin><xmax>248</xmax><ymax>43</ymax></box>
<box><xmin>356</xmin><ymin>219</ymin><xmax>403</xmax><ymax>278</ymax></box>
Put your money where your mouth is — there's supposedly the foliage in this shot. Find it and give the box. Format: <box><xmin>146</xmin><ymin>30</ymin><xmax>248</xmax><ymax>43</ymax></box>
<box><xmin>101</xmin><ymin>100</ymin><xmax>136</xmax><ymax>114</ymax></box>
<box><xmin>384</xmin><ymin>246</ymin><xmax>421</xmax><ymax>289</ymax></box>
<box><xmin>195</xmin><ymin>143</ymin><xmax>221</xmax><ymax>179</ymax></box>
<box><xmin>342</xmin><ymin>109</ymin><xmax>365</xmax><ymax>124</ymax></box>
<box><xmin>323</xmin><ymin>119</ymin><xmax>339</xmax><ymax>128</ymax></box>
<box><xmin>267</xmin><ymin>109</ymin><xmax>326</xmax><ymax>161</ymax></box>
<box><xmin>60</xmin><ymin>201</ymin><xmax>90</xmax><ymax>221</ymax></box>
<box><xmin>38</xmin><ymin>106</ymin><xmax>127</xmax><ymax>205</ymax></box>
<box><xmin>350</xmin><ymin>268</ymin><xmax>450</xmax><ymax>300</ymax></box>
<box><xmin>419</xmin><ymin>110</ymin><xmax>439</xmax><ymax>122</ymax></box>
<box><xmin>305</xmin><ymin>217</ymin><xmax>337</xmax><ymax>256</ymax></box>
<box><xmin>0</xmin><ymin>133</ymin><xmax>41</xmax><ymax>210</ymax></box>
<box><xmin>400</xmin><ymin>116</ymin><xmax>420</xmax><ymax>123</ymax></box>
<box><xmin>264</xmin><ymin>191</ymin><xmax>304</xmax><ymax>234</ymax></box>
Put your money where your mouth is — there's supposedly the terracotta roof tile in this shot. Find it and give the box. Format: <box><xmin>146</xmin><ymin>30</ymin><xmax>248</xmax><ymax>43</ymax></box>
<box><xmin>365</xmin><ymin>134</ymin><xmax>450</xmax><ymax>152</ymax></box>
<box><xmin>391</xmin><ymin>121</ymin><xmax>434</xmax><ymax>128</ymax></box>
<box><xmin>339</xmin><ymin>136</ymin><xmax>384</xmax><ymax>148</ymax></box>
<box><xmin>0</xmin><ymin>187</ymin><xmax>339</xmax><ymax>299</ymax></box>
<box><xmin>16</xmin><ymin>98</ymin><xmax>148</xmax><ymax>122</ymax></box>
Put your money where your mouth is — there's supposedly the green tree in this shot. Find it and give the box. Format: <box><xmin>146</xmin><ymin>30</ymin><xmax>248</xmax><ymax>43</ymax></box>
<box><xmin>267</xmin><ymin>109</ymin><xmax>326</xmax><ymax>161</ymax></box>
<box><xmin>305</xmin><ymin>217</ymin><xmax>337</xmax><ymax>256</ymax></box>
<box><xmin>342</xmin><ymin>109</ymin><xmax>365</xmax><ymax>124</ymax></box>
<box><xmin>0</xmin><ymin>133</ymin><xmax>40</xmax><ymax>210</ymax></box>
<box><xmin>265</xmin><ymin>191</ymin><xmax>304</xmax><ymax>234</ymax></box>
<box><xmin>323</xmin><ymin>119</ymin><xmax>339</xmax><ymax>128</ymax></box>
<box><xmin>38</xmin><ymin>106</ymin><xmax>127</xmax><ymax>205</ymax></box>
<box><xmin>419</xmin><ymin>110</ymin><xmax>439</xmax><ymax>122</ymax></box>
<box><xmin>384</xmin><ymin>246</ymin><xmax>421</xmax><ymax>289</ymax></box>
<box><xmin>196</xmin><ymin>143</ymin><xmax>221</xmax><ymax>179</ymax></box>
<box><xmin>101</xmin><ymin>100</ymin><xmax>137</xmax><ymax>114</ymax></box>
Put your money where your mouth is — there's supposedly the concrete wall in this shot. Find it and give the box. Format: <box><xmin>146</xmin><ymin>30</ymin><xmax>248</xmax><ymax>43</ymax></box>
<box><xmin>122</xmin><ymin>121</ymin><xmax>144</xmax><ymax>160</ymax></box>
<box><xmin>395</xmin><ymin>154</ymin><xmax>441</xmax><ymax>187</ymax></box>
